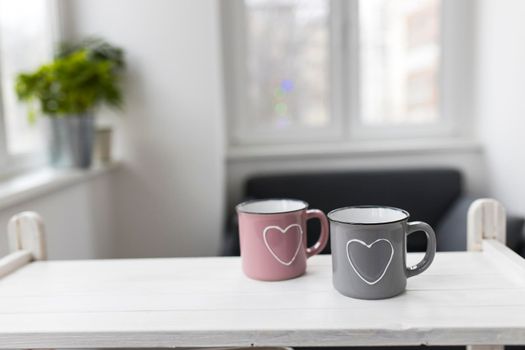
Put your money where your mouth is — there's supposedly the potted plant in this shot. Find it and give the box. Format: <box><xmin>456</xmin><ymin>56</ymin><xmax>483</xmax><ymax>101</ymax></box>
<box><xmin>15</xmin><ymin>38</ymin><xmax>124</xmax><ymax>168</ymax></box>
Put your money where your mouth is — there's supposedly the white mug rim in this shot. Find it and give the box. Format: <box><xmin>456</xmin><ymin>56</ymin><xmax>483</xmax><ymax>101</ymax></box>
<box><xmin>236</xmin><ymin>198</ymin><xmax>309</xmax><ymax>215</ymax></box>
<box><xmin>327</xmin><ymin>205</ymin><xmax>410</xmax><ymax>225</ymax></box>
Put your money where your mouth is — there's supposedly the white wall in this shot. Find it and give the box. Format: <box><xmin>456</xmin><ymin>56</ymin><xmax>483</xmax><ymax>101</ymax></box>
<box><xmin>62</xmin><ymin>0</ymin><xmax>226</xmax><ymax>257</ymax></box>
<box><xmin>476</xmin><ymin>0</ymin><xmax>525</xmax><ymax>217</ymax></box>
<box><xmin>0</xmin><ymin>174</ymin><xmax>116</xmax><ymax>259</ymax></box>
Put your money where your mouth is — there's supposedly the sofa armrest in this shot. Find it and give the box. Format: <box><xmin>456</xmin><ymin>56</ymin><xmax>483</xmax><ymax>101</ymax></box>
<box><xmin>436</xmin><ymin>196</ymin><xmax>525</xmax><ymax>256</ymax></box>
<box><xmin>221</xmin><ymin>213</ymin><xmax>240</xmax><ymax>256</ymax></box>
<box><xmin>507</xmin><ymin>215</ymin><xmax>525</xmax><ymax>256</ymax></box>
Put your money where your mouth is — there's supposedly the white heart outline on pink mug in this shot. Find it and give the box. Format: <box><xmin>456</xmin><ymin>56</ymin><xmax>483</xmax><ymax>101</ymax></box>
<box><xmin>263</xmin><ymin>224</ymin><xmax>303</xmax><ymax>266</ymax></box>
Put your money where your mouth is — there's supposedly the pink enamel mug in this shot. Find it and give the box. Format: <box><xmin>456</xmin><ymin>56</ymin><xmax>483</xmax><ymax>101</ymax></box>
<box><xmin>236</xmin><ymin>199</ymin><xmax>329</xmax><ymax>281</ymax></box>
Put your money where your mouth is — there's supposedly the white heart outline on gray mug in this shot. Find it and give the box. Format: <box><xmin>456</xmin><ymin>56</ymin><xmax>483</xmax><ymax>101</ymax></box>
<box><xmin>263</xmin><ymin>224</ymin><xmax>303</xmax><ymax>266</ymax></box>
<box><xmin>346</xmin><ymin>238</ymin><xmax>394</xmax><ymax>285</ymax></box>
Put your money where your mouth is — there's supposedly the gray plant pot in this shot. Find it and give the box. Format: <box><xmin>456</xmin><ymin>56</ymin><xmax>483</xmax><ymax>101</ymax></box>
<box><xmin>48</xmin><ymin>114</ymin><xmax>95</xmax><ymax>169</ymax></box>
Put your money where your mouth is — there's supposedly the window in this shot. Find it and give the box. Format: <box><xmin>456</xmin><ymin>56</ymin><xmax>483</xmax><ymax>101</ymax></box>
<box><xmin>224</xmin><ymin>0</ymin><xmax>470</xmax><ymax>146</ymax></box>
<box><xmin>0</xmin><ymin>0</ymin><xmax>58</xmax><ymax>169</ymax></box>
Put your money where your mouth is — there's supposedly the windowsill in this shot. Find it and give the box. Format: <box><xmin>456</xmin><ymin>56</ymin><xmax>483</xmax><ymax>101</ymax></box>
<box><xmin>227</xmin><ymin>138</ymin><xmax>483</xmax><ymax>161</ymax></box>
<box><xmin>0</xmin><ymin>162</ymin><xmax>120</xmax><ymax>211</ymax></box>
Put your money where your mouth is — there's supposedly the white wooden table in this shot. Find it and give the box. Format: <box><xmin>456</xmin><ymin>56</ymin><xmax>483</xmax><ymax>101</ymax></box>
<box><xmin>0</xmin><ymin>200</ymin><xmax>524</xmax><ymax>349</ymax></box>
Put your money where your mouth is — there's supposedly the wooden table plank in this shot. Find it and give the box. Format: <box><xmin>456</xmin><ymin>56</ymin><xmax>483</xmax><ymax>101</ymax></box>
<box><xmin>0</xmin><ymin>251</ymin><xmax>524</xmax><ymax>348</ymax></box>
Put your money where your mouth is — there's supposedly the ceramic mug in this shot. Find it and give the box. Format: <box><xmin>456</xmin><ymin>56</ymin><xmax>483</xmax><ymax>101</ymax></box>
<box><xmin>328</xmin><ymin>206</ymin><xmax>436</xmax><ymax>299</ymax></box>
<box><xmin>237</xmin><ymin>199</ymin><xmax>329</xmax><ymax>281</ymax></box>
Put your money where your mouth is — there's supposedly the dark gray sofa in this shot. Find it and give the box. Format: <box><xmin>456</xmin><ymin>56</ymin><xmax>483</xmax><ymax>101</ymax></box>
<box><xmin>223</xmin><ymin>168</ymin><xmax>525</xmax><ymax>258</ymax></box>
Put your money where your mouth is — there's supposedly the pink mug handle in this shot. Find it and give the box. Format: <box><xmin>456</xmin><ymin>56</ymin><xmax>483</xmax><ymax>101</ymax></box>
<box><xmin>305</xmin><ymin>209</ymin><xmax>329</xmax><ymax>258</ymax></box>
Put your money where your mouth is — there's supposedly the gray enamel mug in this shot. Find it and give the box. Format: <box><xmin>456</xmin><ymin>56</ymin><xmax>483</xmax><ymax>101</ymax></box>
<box><xmin>328</xmin><ymin>206</ymin><xmax>436</xmax><ymax>299</ymax></box>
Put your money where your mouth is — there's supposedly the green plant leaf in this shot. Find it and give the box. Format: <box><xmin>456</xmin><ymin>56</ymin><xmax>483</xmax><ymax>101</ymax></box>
<box><xmin>14</xmin><ymin>38</ymin><xmax>125</xmax><ymax>122</ymax></box>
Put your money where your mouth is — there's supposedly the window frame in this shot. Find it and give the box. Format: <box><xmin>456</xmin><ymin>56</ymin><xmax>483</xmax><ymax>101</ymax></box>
<box><xmin>222</xmin><ymin>0</ymin><xmax>474</xmax><ymax>148</ymax></box>
<box><xmin>0</xmin><ymin>0</ymin><xmax>62</xmax><ymax>174</ymax></box>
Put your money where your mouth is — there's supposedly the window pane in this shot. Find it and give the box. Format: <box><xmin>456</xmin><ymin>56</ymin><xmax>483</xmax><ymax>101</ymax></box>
<box><xmin>0</xmin><ymin>0</ymin><xmax>53</xmax><ymax>155</ymax></box>
<box><xmin>244</xmin><ymin>0</ymin><xmax>330</xmax><ymax>131</ymax></box>
<box><xmin>359</xmin><ymin>0</ymin><xmax>440</xmax><ymax>125</ymax></box>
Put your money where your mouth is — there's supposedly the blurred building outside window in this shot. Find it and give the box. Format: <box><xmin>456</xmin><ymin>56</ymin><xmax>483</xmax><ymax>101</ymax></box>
<box><xmin>0</xmin><ymin>0</ymin><xmax>57</xmax><ymax>172</ymax></box>
<box><xmin>360</xmin><ymin>0</ymin><xmax>440</xmax><ymax>126</ymax></box>
<box><xmin>226</xmin><ymin>0</ymin><xmax>449</xmax><ymax>146</ymax></box>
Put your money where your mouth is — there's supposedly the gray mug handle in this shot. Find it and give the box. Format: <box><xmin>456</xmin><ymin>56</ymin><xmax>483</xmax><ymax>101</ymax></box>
<box><xmin>406</xmin><ymin>221</ymin><xmax>437</xmax><ymax>278</ymax></box>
